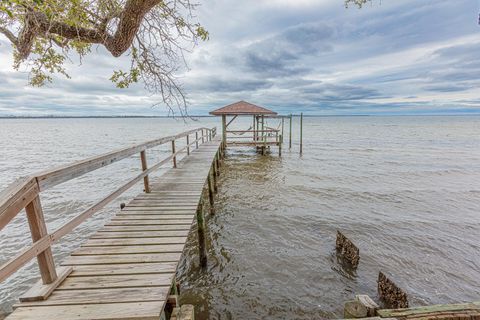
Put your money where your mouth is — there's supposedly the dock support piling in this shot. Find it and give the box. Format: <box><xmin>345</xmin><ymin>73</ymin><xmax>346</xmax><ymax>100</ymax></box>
<box><xmin>300</xmin><ymin>112</ymin><xmax>303</xmax><ymax>155</ymax></box>
<box><xmin>171</xmin><ymin>140</ymin><xmax>177</xmax><ymax>168</ymax></box>
<box><xmin>279</xmin><ymin>135</ymin><xmax>282</xmax><ymax>157</ymax></box>
<box><xmin>25</xmin><ymin>196</ymin><xmax>58</xmax><ymax>284</ymax></box>
<box><xmin>186</xmin><ymin>135</ymin><xmax>190</xmax><ymax>155</ymax></box>
<box><xmin>196</xmin><ymin>199</ymin><xmax>208</xmax><ymax>268</ymax></box>
<box><xmin>207</xmin><ymin>173</ymin><xmax>215</xmax><ymax>215</ymax></box>
<box><xmin>215</xmin><ymin>154</ymin><xmax>220</xmax><ymax>176</ymax></box>
<box><xmin>140</xmin><ymin>150</ymin><xmax>150</xmax><ymax>193</ymax></box>
<box><xmin>289</xmin><ymin>114</ymin><xmax>292</xmax><ymax>149</ymax></box>
<box><xmin>212</xmin><ymin>163</ymin><xmax>218</xmax><ymax>193</ymax></box>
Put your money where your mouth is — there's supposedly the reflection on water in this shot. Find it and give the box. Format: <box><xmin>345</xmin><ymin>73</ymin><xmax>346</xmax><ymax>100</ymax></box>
<box><xmin>1</xmin><ymin>116</ymin><xmax>480</xmax><ymax>319</ymax></box>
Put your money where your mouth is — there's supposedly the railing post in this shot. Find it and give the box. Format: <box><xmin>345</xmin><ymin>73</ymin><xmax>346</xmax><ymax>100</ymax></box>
<box><xmin>201</xmin><ymin>129</ymin><xmax>205</xmax><ymax>144</ymax></box>
<box><xmin>140</xmin><ymin>150</ymin><xmax>150</xmax><ymax>193</ymax></box>
<box><xmin>171</xmin><ymin>140</ymin><xmax>177</xmax><ymax>168</ymax></box>
<box><xmin>196</xmin><ymin>198</ymin><xmax>207</xmax><ymax>268</ymax></box>
<box><xmin>186</xmin><ymin>135</ymin><xmax>190</xmax><ymax>156</ymax></box>
<box><xmin>25</xmin><ymin>196</ymin><xmax>57</xmax><ymax>284</ymax></box>
<box><xmin>195</xmin><ymin>132</ymin><xmax>199</xmax><ymax>149</ymax></box>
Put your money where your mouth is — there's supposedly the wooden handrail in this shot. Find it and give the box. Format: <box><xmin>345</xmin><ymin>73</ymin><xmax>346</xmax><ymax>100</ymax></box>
<box><xmin>34</xmin><ymin>127</ymin><xmax>206</xmax><ymax>191</ymax></box>
<box><xmin>0</xmin><ymin>127</ymin><xmax>216</xmax><ymax>289</ymax></box>
<box><xmin>227</xmin><ymin>129</ymin><xmax>279</xmax><ymax>133</ymax></box>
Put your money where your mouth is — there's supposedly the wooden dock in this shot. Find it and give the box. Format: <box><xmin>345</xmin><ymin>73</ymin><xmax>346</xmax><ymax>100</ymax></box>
<box><xmin>0</xmin><ymin>127</ymin><xmax>221</xmax><ymax>320</ymax></box>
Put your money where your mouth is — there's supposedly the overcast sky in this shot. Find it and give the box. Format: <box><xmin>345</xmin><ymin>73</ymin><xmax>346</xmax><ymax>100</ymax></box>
<box><xmin>0</xmin><ymin>0</ymin><xmax>479</xmax><ymax>116</ymax></box>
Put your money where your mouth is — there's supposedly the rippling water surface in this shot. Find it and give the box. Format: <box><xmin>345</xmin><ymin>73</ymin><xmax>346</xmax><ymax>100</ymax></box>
<box><xmin>1</xmin><ymin>116</ymin><xmax>479</xmax><ymax>319</ymax></box>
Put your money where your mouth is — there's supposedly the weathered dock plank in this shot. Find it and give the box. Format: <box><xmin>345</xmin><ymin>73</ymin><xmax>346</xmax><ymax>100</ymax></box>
<box><xmin>5</xmin><ymin>136</ymin><xmax>222</xmax><ymax>320</ymax></box>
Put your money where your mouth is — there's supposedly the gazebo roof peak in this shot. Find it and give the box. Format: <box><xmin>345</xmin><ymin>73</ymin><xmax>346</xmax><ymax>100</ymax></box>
<box><xmin>209</xmin><ymin>101</ymin><xmax>277</xmax><ymax>116</ymax></box>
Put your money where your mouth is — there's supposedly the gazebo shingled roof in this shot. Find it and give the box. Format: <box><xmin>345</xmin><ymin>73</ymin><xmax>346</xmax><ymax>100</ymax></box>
<box><xmin>209</xmin><ymin>101</ymin><xmax>277</xmax><ymax>116</ymax></box>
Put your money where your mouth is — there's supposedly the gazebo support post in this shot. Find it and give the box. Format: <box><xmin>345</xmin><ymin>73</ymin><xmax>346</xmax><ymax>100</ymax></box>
<box><xmin>222</xmin><ymin>115</ymin><xmax>227</xmax><ymax>149</ymax></box>
<box><xmin>252</xmin><ymin>115</ymin><xmax>256</xmax><ymax>142</ymax></box>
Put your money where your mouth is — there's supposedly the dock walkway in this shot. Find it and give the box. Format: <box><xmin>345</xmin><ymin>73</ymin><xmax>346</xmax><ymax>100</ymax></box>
<box><xmin>1</xmin><ymin>128</ymin><xmax>221</xmax><ymax>320</ymax></box>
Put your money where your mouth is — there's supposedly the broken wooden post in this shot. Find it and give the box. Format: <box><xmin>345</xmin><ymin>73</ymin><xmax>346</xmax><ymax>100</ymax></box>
<box><xmin>378</xmin><ymin>271</ymin><xmax>409</xmax><ymax>308</ymax></box>
<box><xmin>336</xmin><ymin>231</ymin><xmax>360</xmax><ymax>268</ymax></box>
<box><xmin>171</xmin><ymin>305</ymin><xmax>195</xmax><ymax>320</ymax></box>
<box><xmin>196</xmin><ymin>198</ymin><xmax>207</xmax><ymax>268</ymax></box>
<box><xmin>356</xmin><ymin>295</ymin><xmax>379</xmax><ymax>317</ymax></box>
<box><xmin>344</xmin><ymin>295</ymin><xmax>379</xmax><ymax>318</ymax></box>
<box><xmin>344</xmin><ymin>300</ymin><xmax>367</xmax><ymax>319</ymax></box>
<box><xmin>120</xmin><ymin>202</ymin><xmax>125</xmax><ymax>209</ymax></box>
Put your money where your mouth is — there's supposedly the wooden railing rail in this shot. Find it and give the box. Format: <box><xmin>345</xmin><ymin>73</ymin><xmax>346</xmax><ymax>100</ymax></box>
<box><xmin>227</xmin><ymin>129</ymin><xmax>278</xmax><ymax>133</ymax></box>
<box><xmin>0</xmin><ymin>126</ymin><xmax>216</xmax><ymax>299</ymax></box>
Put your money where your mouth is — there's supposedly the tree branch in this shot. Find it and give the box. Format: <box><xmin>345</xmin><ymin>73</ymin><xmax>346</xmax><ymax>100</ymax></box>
<box><xmin>16</xmin><ymin>0</ymin><xmax>162</xmax><ymax>59</ymax></box>
<box><xmin>0</xmin><ymin>26</ymin><xmax>18</xmax><ymax>46</ymax></box>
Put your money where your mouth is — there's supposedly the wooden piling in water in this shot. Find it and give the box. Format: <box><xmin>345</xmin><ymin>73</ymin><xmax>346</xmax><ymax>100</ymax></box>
<box><xmin>300</xmin><ymin>112</ymin><xmax>303</xmax><ymax>155</ymax></box>
<box><xmin>215</xmin><ymin>153</ymin><xmax>220</xmax><ymax>175</ymax></box>
<box><xmin>279</xmin><ymin>135</ymin><xmax>282</xmax><ymax>156</ymax></box>
<box><xmin>378</xmin><ymin>271</ymin><xmax>409</xmax><ymax>308</ymax></box>
<box><xmin>207</xmin><ymin>172</ymin><xmax>215</xmax><ymax>215</ymax></box>
<box><xmin>212</xmin><ymin>163</ymin><xmax>218</xmax><ymax>193</ymax></box>
<box><xmin>289</xmin><ymin>114</ymin><xmax>292</xmax><ymax>149</ymax></box>
<box><xmin>336</xmin><ymin>231</ymin><xmax>360</xmax><ymax>268</ymax></box>
<box><xmin>196</xmin><ymin>198</ymin><xmax>208</xmax><ymax>268</ymax></box>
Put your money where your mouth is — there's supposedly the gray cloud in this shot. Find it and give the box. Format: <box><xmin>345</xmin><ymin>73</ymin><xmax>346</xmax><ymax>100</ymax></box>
<box><xmin>242</xmin><ymin>23</ymin><xmax>334</xmax><ymax>77</ymax></box>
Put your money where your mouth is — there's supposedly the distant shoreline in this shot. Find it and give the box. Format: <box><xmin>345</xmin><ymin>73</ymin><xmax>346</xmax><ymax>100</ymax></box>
<box><xmin>0</xmin><ymin>114</ymin><xmax>478</xmax><ymax>119</ymax></box>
